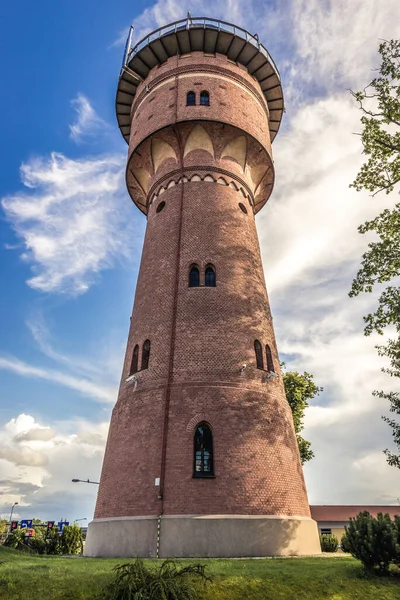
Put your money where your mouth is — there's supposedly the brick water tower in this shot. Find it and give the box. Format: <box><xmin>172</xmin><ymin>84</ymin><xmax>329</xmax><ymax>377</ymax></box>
<box><xmin>85</xmin><ymin>17</ymin><xmax>320</xmax><ymax>557</ymax></box>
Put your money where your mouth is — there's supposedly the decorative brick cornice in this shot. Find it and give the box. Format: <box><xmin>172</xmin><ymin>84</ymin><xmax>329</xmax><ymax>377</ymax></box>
<box><xmin>147</xmin><ymin>165</ymin><xmax>257</xmax><ymax>204</ymax></box>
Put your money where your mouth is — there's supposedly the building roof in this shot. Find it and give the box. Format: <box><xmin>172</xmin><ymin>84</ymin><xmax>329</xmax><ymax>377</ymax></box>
<box><xmin>310</xmin><ymin>505</ymin><xmax>400</xmax><ymax>522</ymax></box>
<box><xmin>116</xmin><ymin>17</ymin><xmax>283</xmax><ymax>144</ymax></box>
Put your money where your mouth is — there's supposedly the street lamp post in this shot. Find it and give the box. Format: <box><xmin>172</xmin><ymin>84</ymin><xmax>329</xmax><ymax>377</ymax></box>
<box><xmin>71</xmin><ymin>478</ymin><xmax>99</xmax><ymax>485</ymax></box>
<box><xmin>9</xmin><ymin>502</ymin><xmax>18</xmax><ymax>523</ymax></box>
<box><xmin>7</xmin><ymin>502</ymin><xmax>18</xmax><ymax>538</ymax></box>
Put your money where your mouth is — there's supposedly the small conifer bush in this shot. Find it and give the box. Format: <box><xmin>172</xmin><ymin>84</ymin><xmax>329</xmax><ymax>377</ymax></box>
<box><xmin>320</xmin><ymin>534</ymin><xmax>338</xmax><ymax>552</ymax></box>
<box><xmin>345</xmin><ymin>511</ymin><xmax>398</xmax><ymax>573</ymax></box>
<box><xmin>340</xmin><ymin>533</ymin><xmax>351</xmax><ymax>553</ymax></box>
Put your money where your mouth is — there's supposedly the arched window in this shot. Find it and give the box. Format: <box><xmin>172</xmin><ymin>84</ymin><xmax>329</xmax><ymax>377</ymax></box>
<box><xmin>254</xmin><ymin>340</ymin><xmax>264</xmax><ymax>369</ymax></box>
<box><xmin>189</xmin><ymin>265</ymin><xmax>200</xmax><ymax>287</ymax></box>
<box><xmin>205</xmin><ymin>265</ymin><xmax>216</xmax><ymax>287</ymax></box>
<box><xmin>141</xmin><ymin>339</ymin><xmax>150</xmax><ymax>370</ymax></box>
<box><xmin>130</xmin><ymin>344</ymin><xmax>139</xmax><ymax>375</ymax></box>
<box><xmin>200</xmin><ymin>91</ymin><xmax>210</xmax><ymax>106</ymax></box>
<box><xmin>194</xmin><ymin>423</ymin><xmax>214</xmax><ymax>477</ymax></box>
<box><xmin>187</xmin><ymin>91</ymin><xmax>196</xmax><ymax>106</ymax></box>
<box><xmin>266</xmin><ymin>344</ymin><xmax>275</xmax><ymax>373</ymax></box>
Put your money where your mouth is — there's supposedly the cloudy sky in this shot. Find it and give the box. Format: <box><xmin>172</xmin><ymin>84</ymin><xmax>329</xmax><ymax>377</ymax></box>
<box><xmin>0</xmin><ymin>0</ymin><xmax>399</xmax><ymax>523</ymax></box>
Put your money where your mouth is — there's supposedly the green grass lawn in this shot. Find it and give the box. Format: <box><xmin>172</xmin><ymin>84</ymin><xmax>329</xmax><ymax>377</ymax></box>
<box><xmin>0</xmin><ymin>547</ymin><xmax>399</xmax><ymax>600</ymax></box>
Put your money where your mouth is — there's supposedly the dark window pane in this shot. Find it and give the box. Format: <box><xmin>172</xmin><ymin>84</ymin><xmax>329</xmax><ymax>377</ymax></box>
<box><xmin>205</xmin><ymin>265</ymin><xmax>216</xmax><ymax>287</ymax></box>
<box><xmin>189</xmin><ymin>266</ymin><xmax>200</xmax><ymax>287</ymax></box>
<box><xmin>187</xmin><ymin>91</ymin><xmax>196</xmax><ymax>106</ymax></box>
<box><xmin>266</xmin><ymin>344</ymin><xmax>274</xmax><ymax>372</ymax></box>
<box><xmin>254</xmin><ymin>340</ymin><xmax>263</xmax><ymax>369</ymax></box>
<box><xmin>130</xmin><ymin>345</ymin><xmax>139</xmax><ymax>375</ymax></box>
<box><xmin>200</xmin><ymin>91</ymin><xmax>210</xmax><ymax>106</ymax></box>
<box><xmin>141</xmin><ymin>339</ymin><xmax>150</xmax><ymax>370</ymax></box>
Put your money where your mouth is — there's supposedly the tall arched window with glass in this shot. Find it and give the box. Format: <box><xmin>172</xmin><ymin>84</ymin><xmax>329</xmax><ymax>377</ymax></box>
<box><xmin>141</xmin><ymin>339</ymin><xmax>151</xmax><ymax>370</ymax></box>
<box><xmin>254</xmin><ymin>340</ymin><xmax>264</xmax><ymax>369</ymax></box>
<box><xmin>130</xmin><ymin>344</ymin><xmax>139</xmax><ymax>375</ymax></box>
<box><xmin>266</xmin><ymin>344</ymin><xmax>275</xmax><ymax>373</ymax></box>
<box><xmin>193</xmin><ymin>423</ymin><xmax>214</xmax><ymax>477</ymax></box>
<box><xmin>205</xmin><ymin>265</ymin><xmax>216</xmax><ymax>287</ymax></box>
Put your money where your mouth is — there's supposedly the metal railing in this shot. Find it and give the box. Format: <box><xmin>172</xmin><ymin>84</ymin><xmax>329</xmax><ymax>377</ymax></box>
<box><xmin>123</xmin><ymin>17</ymin><xmax>280</xmax><ymax>81</ymax></box>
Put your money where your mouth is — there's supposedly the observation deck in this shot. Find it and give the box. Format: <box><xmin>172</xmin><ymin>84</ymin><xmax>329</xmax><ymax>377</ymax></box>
<box><xmin>116</xmin><ymin>17</ymin><xmax>284</xmax><ymax>144</ymax></box>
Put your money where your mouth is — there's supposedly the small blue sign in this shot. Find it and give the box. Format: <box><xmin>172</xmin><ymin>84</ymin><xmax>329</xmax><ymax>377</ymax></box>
<box><xmin>57</xmin><ymin>521</ymin><xmax>69</xmax><ymax>532</ymax></box>
<box><xmin>20</xmin><ymin>520</ymin><xmax>32</xmax><ymax>529</ymax></box>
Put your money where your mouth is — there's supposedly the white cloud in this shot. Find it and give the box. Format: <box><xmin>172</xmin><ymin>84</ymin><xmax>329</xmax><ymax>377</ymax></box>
<box><xmin>1</xmin><ymin>151</ymin><xmax>140</xmax><ymax>295</ymax></box>
<box><xmin>25</xmin><ymin>315</ymin><xmax>119</xmax><ymax>380</ymax></box>
<box><xmin>290</xmin><ymin>0</ymin><xmax>399</xmax><ymax>92</ymax></box>
<box><xmin>0</xmin><ymin>414</ymin><xmax>108</xmax><ymax>521</ymax></box>
<box><xmin>0</xmin><ymin>356</ymin><xmax>116</xmax><ymax>403</ymax></box>
<box><xmin>69</xmin><ymin>94</ymin><xmax>109</xmax><ymax>143</ymax></box>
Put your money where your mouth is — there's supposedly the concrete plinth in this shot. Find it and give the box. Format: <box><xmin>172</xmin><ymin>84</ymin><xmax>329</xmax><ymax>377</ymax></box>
<box><xmin>84</xmin><ymin>515</ymin><xmax>321</xmax><ymax>558</ymax></box>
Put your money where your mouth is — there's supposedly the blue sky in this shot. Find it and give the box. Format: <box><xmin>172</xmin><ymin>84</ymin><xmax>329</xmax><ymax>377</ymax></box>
<box><xmin>0</xmin><ymin>0</ymin><xmax>399</xmax><ymax>523</ymax></box>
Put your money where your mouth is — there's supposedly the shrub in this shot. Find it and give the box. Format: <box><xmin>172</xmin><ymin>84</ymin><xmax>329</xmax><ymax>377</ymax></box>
<box><xmin>393</xmin><ymin>515</ymin><xmax>400</xmax><ymax>566</ymax></box>
<box><xmin>59</xmin><ymin>524</ymin><xmax>83</xmax><ymax>555</ymax></box>
<box><xmin>320</xmin><ymin>534</ymin><xmax>338</xmax><ymax>552</ymax></box>
<box><xmin>345</xmin><ymin>511</ymin><xmax>397</xmax><ymax>573</ymax></box>
<box><xmin>4</xmin><ymin>524</ymin><xmax>84</xmax><ymax>556</ymax></box>
<box><xmin>3</xmin><ymin>528</ymin><xmax>27</xmax><ymax>550</ymax></box>
<box><xmin>98</xmin><ymin>559</ymin><xmax>211</xmax><ymax>600</ymax></box>
<box><xmin>46</xmin><ymin>525</ymin><xmax>60</xmax><ymax>555</ymax></box>
<box><xmin>29</xmin><ymin>527</ymin><xmax>47</xmax><ymax>555</ymax></box>
<box><xmin>340</xmin><ymin>533</ymin><xmax>351</xmax><ymax>553</ymax></box>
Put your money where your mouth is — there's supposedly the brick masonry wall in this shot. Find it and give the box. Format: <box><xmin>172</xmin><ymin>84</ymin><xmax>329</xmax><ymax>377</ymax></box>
<box><xmin>128</xmin><ymin>52</ymin><xmax>272</xmax><ymax>165</ymax></box>
<box><xmin>94</xmin><ymin>51</ymin><xmax>311</xmax><ymax>521</ymax></box>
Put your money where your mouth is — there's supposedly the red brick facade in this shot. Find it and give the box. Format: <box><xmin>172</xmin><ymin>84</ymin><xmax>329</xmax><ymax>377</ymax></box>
<box><xmin>94</xmin><ymin>52</ymin><xmax>311</xmax><ymax>521</ymax></box>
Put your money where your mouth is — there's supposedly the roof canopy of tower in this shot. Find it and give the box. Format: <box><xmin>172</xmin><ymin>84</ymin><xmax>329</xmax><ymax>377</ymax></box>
<box><xmin>116</xmin><ymin>17</ymin><xmax>284</xmax><ymax>145</ymax></box>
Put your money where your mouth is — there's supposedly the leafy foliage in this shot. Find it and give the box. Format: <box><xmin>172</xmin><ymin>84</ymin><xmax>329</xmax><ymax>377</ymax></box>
<box><xmin>350</xmin><ymin>40</ymin><xmax>400</xmax><ymax>196</ymax></box>
<box><xmin>0</xmin><ymin>520</ymin><xmax>8</xmax><ymax>545</ymax></box>
<box><xmin>349</xmin><ymin>39</ymin><xmax>400</xmax><ymax>467</ymax></box>
<box><xmin>281</xmin><ymin>365</ymin><xmax>322</xmax><ymax>464</ymax></box>
<box><xmin>28</xmin><ymin>527</ymin><xmax>48</xmax><ymax>555</ymax></box>
<box><xmin>3</xmin><ymin>529</ymin><xmax>29</xmax><ymax>551</ymax></box>
<box><xmin>341</xmin><ymin>533</ymin><xmax>351</xmax><ymax>553</ymax></box>
<box><xmin>345</xmin><ymin>511</ymin><xmax>399</xmax><ymax>573</ymax></box>
<box><xmin>59</xmin><ymin>524</ymin><xmax>83</xmax><ymax>555</ymax></box>
<box><xmin>320</xmin><ymin>534</ymin><xmax>339</xmax><ymax>553</ymax></box>
<box><xmin>98</xmin><ymin>559</ymin><xmax>211</xmax><ymax>600</ymax></box>
<box><xmin>3</xmin><ymin>524</ymin><xmax>82</xmax><ymax>556</ymax></box>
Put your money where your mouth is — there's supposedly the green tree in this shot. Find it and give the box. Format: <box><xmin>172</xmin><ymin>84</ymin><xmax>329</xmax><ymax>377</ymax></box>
<box><xmin>281</xmin><ymin>365</ymin><xmax>322</xmax><ymax>464</ymax></box>
<box><xmin>349</xmin><ymin>39</ymin><xmax>400</xmax><ymax>467</ymax></box>
<box><xmin>59</xmin><ymin>524</ymin><xmax>83</xmax><ymax>555</ymax></box>
<box><xmin>0</xmin><ymin>519</ymin><xmax>8</xmax><ymax>545</ymax></box>
<box><xmin>345</xmin><ymin>511</ymin><xmax>398</xmax><ymax>573</ymax></box>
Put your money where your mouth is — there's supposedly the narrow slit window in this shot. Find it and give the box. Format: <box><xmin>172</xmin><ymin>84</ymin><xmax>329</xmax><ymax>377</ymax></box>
<box><xmin>200</xmin><ymin>91</ymin><xmax>210</xmax><ymax>106</ymax></box>
<box><xmin>141</xmin><ymin>339</ymin><xmax>150</xmax><ymax>370</ymax></box>
<box><xmin>254</xmin><ymin>340</ymin><xmax>264</xmax><ymax>370</ymax></box>
<box><xmin>189</xmin><ymin>265</ymin><xmax>200</xmax><ymax>287</ymax></box>
<box><xmin>187</xmin><ymin>91</ymin><xmax>196</xmax><ymax>106</ymax></box>
<box><xmin>193</xmin><ymin>423</ymin><xmax>214</xmax><ymax>477</ymax></box>
<box><xmin>205</xmin><ymin>265</ymin><xmax>216</xmax><ymax>287</ymax></box>
<box><xmin>130</xmin><ymin>344</ymin><xmax>139</xmax><ymax>375</ymax></box>
<box><xmin>266</xmin><ymin>344</ymin><xmax>275</xmax><ymax>373</ymax></box>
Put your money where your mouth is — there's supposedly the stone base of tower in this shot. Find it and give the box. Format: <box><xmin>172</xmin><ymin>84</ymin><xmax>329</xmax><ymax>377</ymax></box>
<box><xmin>84</xmin><ymin>515</ymin><xmax>321</xmax><ymax>558</ymax></box>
